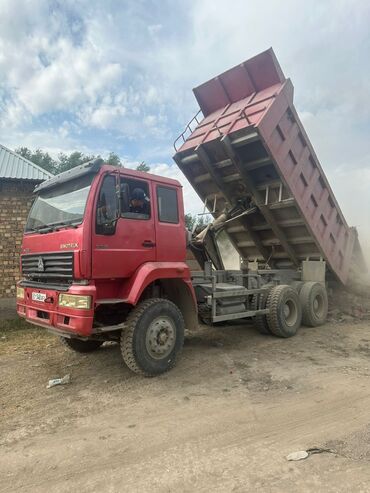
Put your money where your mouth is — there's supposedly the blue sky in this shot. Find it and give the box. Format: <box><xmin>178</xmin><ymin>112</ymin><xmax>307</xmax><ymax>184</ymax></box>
<box><xmin>1</xmin><ymin>0</ymin><xmax>370</xmax><ymax>247</ymax></box>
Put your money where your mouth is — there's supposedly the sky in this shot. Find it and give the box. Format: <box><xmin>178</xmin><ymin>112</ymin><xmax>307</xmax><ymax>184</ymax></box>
<box><xmin>1</xmin><ymin>0</ymin><xmax>370</xmax><ymax>248</ymax></box>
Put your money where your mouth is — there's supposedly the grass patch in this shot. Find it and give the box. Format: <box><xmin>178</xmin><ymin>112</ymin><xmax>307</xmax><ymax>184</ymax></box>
<box><xmin>0</xmin><ymin>318</ymin><xmax>30</xmax><ymax>332</ymax></box>
<box><xmin>0</xmin><ymin>318</ymin><xmax>55</xmax><ymax>354</ymax></box>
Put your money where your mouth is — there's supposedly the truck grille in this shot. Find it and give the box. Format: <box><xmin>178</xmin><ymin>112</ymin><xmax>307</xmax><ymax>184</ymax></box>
<box><xmin>21</xmin><ymin>252</ymin><xmax>74</xmax><ymax>283</ymax></box>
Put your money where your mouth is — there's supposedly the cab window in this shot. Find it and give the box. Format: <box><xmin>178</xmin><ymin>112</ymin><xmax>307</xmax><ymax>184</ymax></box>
<box><xmin>157</xmin><ymin>186</ymin><xmax>179</xmax><ymax>223</ymax></box>
<box><xmin>120</xmin><ymin>177</ymin><xmax>150</xmax><ymax>220</ymax></box>
<box><xmin>96</xmin><ymin>175</ymin><xmax>118</xmax><ymax>235</ymax></box>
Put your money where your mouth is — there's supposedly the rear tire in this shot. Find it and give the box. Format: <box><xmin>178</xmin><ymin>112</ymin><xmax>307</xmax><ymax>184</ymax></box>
<box><xmin>300</xmin><ymin>282</ymin><xmax>328</xmax><ymax>327</ymax></box>
<box><xmin>251</xmin><ymin>289</ymin><xmax>272</xmax><ymax>335</ymax></box>
<box><xmin>120</xmin><ymin>298</ymin><xmax>185</xmax><ymax>377</ymax></box>
<box><xmin>267</xmin><ymin>285</ymin><xmax>302</xmax><ymax>338</ymax></box>
<box><xmin>60</xmin><ymin>337</ymin><xmax>103</xmax><ymax>353</ymax></box>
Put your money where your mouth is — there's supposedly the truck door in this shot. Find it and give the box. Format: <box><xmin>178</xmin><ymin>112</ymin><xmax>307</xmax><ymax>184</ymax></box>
<box><xmin>155</xmin><ymin>184</ymin><xmax>186</xmax><ymax>262</ymax></box>
<box><xmin>92</xmin><ymin>173</ymin><xmax>156</xmax><ymax>279</ymax></box>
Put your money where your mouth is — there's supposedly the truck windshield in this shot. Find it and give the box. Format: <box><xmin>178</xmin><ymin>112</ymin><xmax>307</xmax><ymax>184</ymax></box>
<box><xmin>25</xmin><ymin>173</ymin><xmax>95</xmax><ymax>232</ymax></box>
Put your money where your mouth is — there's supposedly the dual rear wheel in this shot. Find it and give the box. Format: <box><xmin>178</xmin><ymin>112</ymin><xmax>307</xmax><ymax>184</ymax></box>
<box><xmin>300</xmin><ymin>281</ymin><xmax>328</xmax><ymax>327</ymax></box>
<box><xmin>253</xmin><ymin>282</ymin><xmax>328</xmax><ymax>338</ymax></box>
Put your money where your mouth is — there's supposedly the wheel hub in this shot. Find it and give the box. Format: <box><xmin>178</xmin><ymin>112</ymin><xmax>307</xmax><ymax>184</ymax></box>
<box><xmin>145</xmin><ymin>316</ymin><xmax>176</xmax><ymax>360</ymax></box>
<box><xmin>284</xmin><ymin>304</ymin><xmax>291</xmax><ymax>318</ymax></box>
<box><xmin>158</xmin><ymin>331</ymin><xmax>169</xmax><ymax>344</ymax></box>
<box><xmin>312</xmin><ymin>294</ymin><xmax>324</xmax><ymax>317</ymax></box>
<box><xmin>283</xmin><ymin>299</ymin><xmax>298</xmax><ymax>326</ymax></box>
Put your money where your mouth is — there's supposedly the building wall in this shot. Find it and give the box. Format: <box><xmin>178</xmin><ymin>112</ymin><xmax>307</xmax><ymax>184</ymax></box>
<box><xmin>0</xmin><ymin>180</ymin><xmax>36</xmax><ymax>298</ymax></box>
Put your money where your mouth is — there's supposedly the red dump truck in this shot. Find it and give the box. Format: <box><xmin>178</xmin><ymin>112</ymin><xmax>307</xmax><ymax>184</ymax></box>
<box><xmin>17</xmin><ymin>49</ymin><xmax>364</xmax><ymax>376</ymax></box>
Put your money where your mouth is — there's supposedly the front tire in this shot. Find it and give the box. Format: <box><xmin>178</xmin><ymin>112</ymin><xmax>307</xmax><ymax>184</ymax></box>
<box><xmin>60</xmin><ymin>337</ymin><xmax>103</xmax><ymax>353</ymax></box>
<box><xmin>121</xmin><ymin>298</ymin><xmax>185</xmax><ymax>377</ymax></box>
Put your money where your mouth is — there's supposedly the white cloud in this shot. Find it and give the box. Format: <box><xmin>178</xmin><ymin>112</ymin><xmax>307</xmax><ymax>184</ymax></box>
<box><xmin>0</xmin><ymin>1</ymin><xmax>123</xmax><ymax>128</ymax></box>
<box><xmin>149</xmin><ymin>163</ymin><xmax>204</xmax><ymax>216</ymax></box>
<box><xmin>148</xmin><ymin>24</ymin><xmax>163</xmax><ymax>36</ymax></box>
<box><xmin>9</xmin><ymin>38</ymin><xmax>122</xmax><ymax>116</ymax></box>
<box><xmin>89</xmin><ymin>104</ymin><xmax>127</xmax><ymax>129</ymax></box>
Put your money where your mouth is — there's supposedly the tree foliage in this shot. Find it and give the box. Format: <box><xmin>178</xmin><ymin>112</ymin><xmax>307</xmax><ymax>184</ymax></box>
<box><xmin>15</xmin><ymin>147</ymin><xmax>123</xmax><ymax>175</ymax></box>
<box><xmin>15</xmin><ymin>146</ymin><xmax>156</xmax><ymax>178</ymax></box>
<box><xmin>185</xmin><ymin>213</ymin><xmax>212</xmax><ymax>231</ymax></box>
<box><xmin>16</xmin><ymin>147</ymin><xmax>57</xmax><ymax>174</ymax></box>
<box><xmin>185</xmin><ymin>213</ymin><xmax>196</xmax><ymax>231</ymax></box>
<box><xmin>106</xmin><ymin>152</ymin><xmax>122</xmax><ymax>167</ymax></box>
<box><xmin>57</xmin><ymin>151</ymin><xmax>95</xmax><ymax>173</ymax></box>
<box><xmin>136</xmin><ymin>161</ymin><xmax>150</xmax><ymax>172</ymax></box>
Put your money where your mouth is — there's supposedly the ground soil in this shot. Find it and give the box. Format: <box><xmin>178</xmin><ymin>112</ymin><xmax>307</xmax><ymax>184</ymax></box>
<box><xmin>1</xmin><ymin>317</ymin><xmax>370</xmax><ymax>492</ymax></box>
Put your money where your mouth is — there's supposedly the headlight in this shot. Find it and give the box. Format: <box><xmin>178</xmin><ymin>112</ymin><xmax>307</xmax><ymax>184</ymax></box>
<box><xmin>59</xmin><ymin>294</ymin><xmax>92</xmax><ymax>310</ymax></box>
<box><xmin>16</xmin><ymin>287</ymin><xmax>25</xmax><ymax>299</ymax></box>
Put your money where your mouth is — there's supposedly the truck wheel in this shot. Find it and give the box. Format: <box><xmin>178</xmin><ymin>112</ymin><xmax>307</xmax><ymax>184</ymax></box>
<box><xmin>121</xmin><ymin>298</ymin><xmax>185</xmax><ymax>377</ymax></box>
<box><xmin>251</xmin><ymin>289</ymin><xmax>272</xmax><ymax>335</ymax></box>
<box><xmin>299</xmin><ymin>282</ymin><xmax>328</xmax><ymax>327</ymax></box>
<box><xmin>267</xmin><ymin>285</ymin><xmax>302</xmax><ymax>338</ymax></box>
<box><xmin>60</xmin><ymin>337</ymin><xmax>103</xmax><ymax>353</ymax></box>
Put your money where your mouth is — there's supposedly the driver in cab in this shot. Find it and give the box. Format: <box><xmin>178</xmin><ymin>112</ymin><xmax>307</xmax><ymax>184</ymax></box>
<box><xmin>129</xmin><ymin>188</ymin><xmax>150</xmax><ymax>216</ymax></box>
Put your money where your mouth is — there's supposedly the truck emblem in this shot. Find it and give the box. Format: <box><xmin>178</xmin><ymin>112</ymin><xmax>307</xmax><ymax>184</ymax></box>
<box><xmin>60</xmin><ymin>243</ymin><xmax>78</xmax><ymax>249</ymax></box>
<box><xmin>38</xmin><ymin>256</ymin><xmax>45</xmax><ymax>272</ymax></box>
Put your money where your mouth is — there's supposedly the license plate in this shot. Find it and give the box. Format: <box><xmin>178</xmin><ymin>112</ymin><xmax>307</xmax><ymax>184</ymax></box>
<box><xmin>32</xmin><ymin>292</ymin><xmax>46</xmax><ymax>302</ymax></box>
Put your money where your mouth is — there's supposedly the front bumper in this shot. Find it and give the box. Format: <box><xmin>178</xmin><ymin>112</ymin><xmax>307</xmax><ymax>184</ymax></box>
<box><xmin>17</xmin><ymin>283</ymin><xmax>96</xmax><ymax>337</ymax></box>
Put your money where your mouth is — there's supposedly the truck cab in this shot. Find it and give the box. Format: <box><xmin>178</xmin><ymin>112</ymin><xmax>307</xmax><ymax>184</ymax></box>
<box><xmin>17</xmin><ymin>159</ymin><xmax>197</xmax><ymax>376</ymax></box>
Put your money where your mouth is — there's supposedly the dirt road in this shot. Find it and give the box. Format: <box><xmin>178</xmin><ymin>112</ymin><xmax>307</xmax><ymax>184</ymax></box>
<box><xmin>1</xmin><ymin>318</ymin><xmax>370</xmax><ymax>492</ymax></box>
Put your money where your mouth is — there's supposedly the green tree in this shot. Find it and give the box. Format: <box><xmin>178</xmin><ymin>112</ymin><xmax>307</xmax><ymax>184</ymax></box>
<box><xmin>197</xmin><ymin>215</ymin><xmax>212</xmax><ymax>229</ymax></box>
<box><xmin>15</xmin><ymin>147</ymin><xmax>58</xmax><ymax>174</ymax></box>
<box><xmin>106</xmin><ymin>152</ymin><xmax>122</xmax><ymax>167</ymax></box>
<box><xmin>136</xmin><ymin>161</ymin><xmax>150</xmax><ymax>172</ymax></box>
<box><xmin>57</xmin><ymin>151</ymin><xmax>96</xmax><ymax>173</ymax></box>
<box><xmin>185</xmin><ymin>213</ymin><xmax>196</xmax><ymax>231</ymax></box>
<box><xmin>16</xmin><ymin>146</ymin><xmax>126</xmax><ymax>174</ymax></box>
<box><xmin>185</xmin><ymin>213</ymin><xmax>212</xmax><ymax>231</ymax></box>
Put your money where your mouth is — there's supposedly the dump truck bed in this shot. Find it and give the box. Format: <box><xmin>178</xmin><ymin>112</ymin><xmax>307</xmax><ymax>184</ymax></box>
<box><xmin>173</xmin><ymin>49</ymin><xmax>362</xmax><ymax>285</ymax></box>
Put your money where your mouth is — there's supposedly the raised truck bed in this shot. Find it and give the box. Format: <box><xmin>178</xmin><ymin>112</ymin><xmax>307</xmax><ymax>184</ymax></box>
<box><xmin>174</xmin><ymin>48</ymin><xmax>364</xmax><ymax>285</ymax></box>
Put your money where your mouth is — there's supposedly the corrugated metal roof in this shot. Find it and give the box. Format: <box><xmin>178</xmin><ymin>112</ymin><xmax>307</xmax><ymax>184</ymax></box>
<box><xmin>0</xmin><ymin>144</ymin><xmax>53</xmax><ymax>181</ymax></box>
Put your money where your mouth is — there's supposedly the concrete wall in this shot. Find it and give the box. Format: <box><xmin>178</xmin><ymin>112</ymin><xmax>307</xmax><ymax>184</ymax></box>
<box><xmin>0</xmin><ymin>180</ymin><xmax>36</xmax><ymax>298</ymax></box>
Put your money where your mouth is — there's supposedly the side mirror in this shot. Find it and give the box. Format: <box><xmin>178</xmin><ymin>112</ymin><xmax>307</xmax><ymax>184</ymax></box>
<box><xmin>103</xmin><ymin>174</ymin><xmax>121</xmax><ymax>226</ymax></box>
<box><xmin>96</xmin><ymin>173</ymin><xmax>121</xmax><ymax>235</ymax></box>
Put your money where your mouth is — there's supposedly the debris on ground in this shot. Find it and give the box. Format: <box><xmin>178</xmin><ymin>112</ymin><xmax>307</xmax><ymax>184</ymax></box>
<box><xmin>307</xmin><ymin>447</ymin><xmax>335</xmax><ymax>456</ymax></box>
<box><xmin>286</xmin><ymin>450</ymin><xmax>309</xmax><ymax>461</ymax></box>
<box><xmin>47</xmin><ymin>374</ymin><xmax>71</xmax><ymax>389</ymax></box>
<box><xmin>328</xmin><ymin>280</ymin><xmax>370</xmax><ymax>322</ymax></box>
<box><xmin>286</xmin><ymin>447</ymin><xmax>335</xmax><ymax>461</ymax></box>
